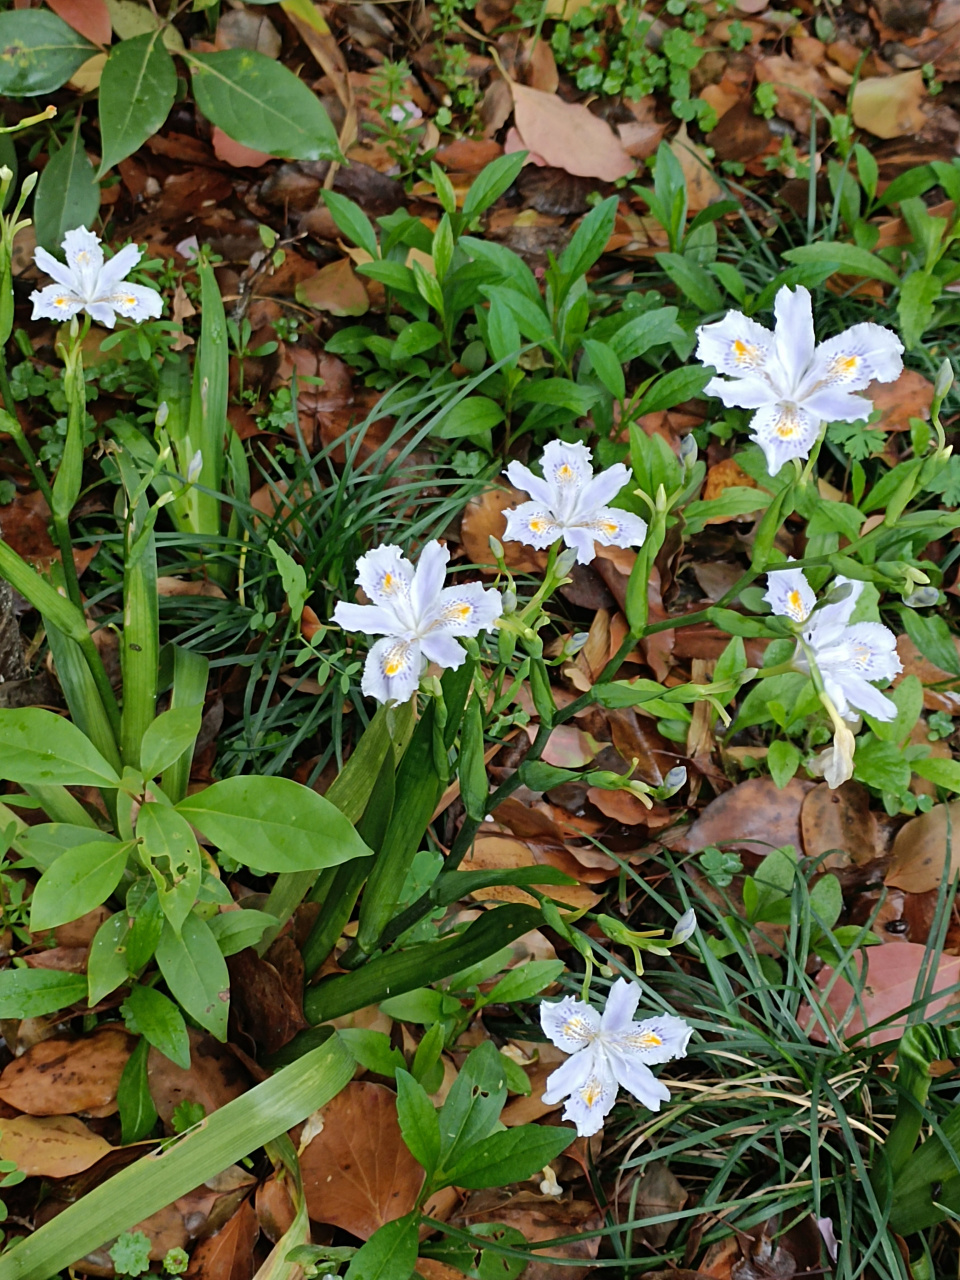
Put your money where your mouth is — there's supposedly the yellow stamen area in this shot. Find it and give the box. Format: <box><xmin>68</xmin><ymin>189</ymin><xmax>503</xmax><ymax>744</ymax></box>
<box><xmin>774</xmin><ymin>409</ymin><xmax>800</xmax><ymax>439</ymax></box>
<box><xmin>557</xmin><ymin>464</ymin><xmax>575</xmax><ymax>482</ymax></box>
<box><xmin>787</xmin><ymin>589</ymin><xmax>805</xmax><ymax>619</ymax></box>
<box><xmin>562</xmin><ymin>1016</ymin><xmax>593</xmax><ymax>1041</ymax></box>
<box><xmin>580</xmin><ymin>1079</ymin><xmax>604</xmax><ymax>1107</ymax></box>
<box><xmin>124</xmin><ymin>296</ymin><xmax>136</xmax><ymax>306</ymax></box>
<box><xmin>529</xmin><ymin>517</ymin><xmax>549</xmax><ymax>534</ymax></box>
<box><xmin>444</xmin><ymin>602</ymin><xmax>472</xmax><ymax>622</ymax></box>
<box><xmin>733</xmin><ymin>339</ymin><xmax>756</xmax><ymax>363</ymax></box>
<box><xmin>830</xmin><ymin>354</ymin><xmax>860</xmax><ymax>379</ymax></box>
<box><xmin>385</xmin><ymin>659</ymin><xmax>402</xmax><ymax>676</ymax></box>
<box><xmin>383</xmin><ymin>573</ymin><xmax>394</xmax><ymax>591</ymax></box>
<box><xmin>55</xmin><ymin>297</ymin><xmax>70</xmax><ymax>308</ymax></box>
<box><xmin>637</xmin><ymin>1033</ymin><xmax>662</xmax><ymax>1047</ymax></box>
<box><xmin>601</xmin><ymin>520</ymin><xmax>619</xmax><ymax>536</ymax></box>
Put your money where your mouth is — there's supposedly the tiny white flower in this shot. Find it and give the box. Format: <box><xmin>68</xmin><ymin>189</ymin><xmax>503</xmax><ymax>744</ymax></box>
<box><xmin>764</xmin><ymin>564</ymin><xmax>902</xmax><ymax>724</ymax></box>
<box><xmin>389</xmin><ymin>100</ymin><xmax>423</xmax><ymax>123</ymax></box>
<box><xmin>696</xmin><ymin>285</ymin><xmax>903</xmax><ymax>475</ymax></box>
<box><xmin>186</xmin><ymin>449</ymin><xmax>203</xmax><ymax>483</ymax></box>
<box><xmin>332</xmin><ymin>540</ymin><xmax>502</xmax><ymax>704</ymax></box>
<box><xmin>30</xmin><ymin>227</ymin><xmax>163</xmax><ymax>329</ymax></box>
<box><xmin>540</xmin><ymin>977</ymin><xmax>691</xmax><ymax>1137</ymax></box>
<box><xmin>503</xmin><ymin>440</ymin><xmax>647</xmax><ymax>566</ymax></box>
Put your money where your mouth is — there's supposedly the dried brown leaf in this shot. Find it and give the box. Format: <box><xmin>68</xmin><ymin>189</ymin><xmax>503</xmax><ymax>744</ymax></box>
<box><xmin>186</xmin><ymin>1198</ymin><xmax>258</xmax><ymax>1280</ymax></box>
<box><xmin>852</xmin><ymin>70</ymin><xmax>927</xmax><ymax>139</ymax></box>
<box><xmin>885</xmin><ymin>800</ymin><xmax>960</xmax><ymax>892</ymax></box>
<box><xmin>0</xmin><ymin>1025</ymin><xmax>134</xmax><ymax>1116</ymax></box>
<box><xmin>510</xmin><ymin>82</ymin><xmax>634</xmax><ymax>181</ymax></box>
<box><xmin>0</xmin><ymin>1115</ymin><xmax>112</xmax><ymax>1177</ymax></box>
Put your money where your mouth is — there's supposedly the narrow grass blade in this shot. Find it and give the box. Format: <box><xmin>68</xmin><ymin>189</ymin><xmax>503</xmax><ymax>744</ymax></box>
<box><xmin>0</xmin><ymin>1035</ymin><xmax>354</xmax><ymax>1280</ymax></box>
<box><xmin>161</xmin><ymin>645</ymin><xmax>209</xmax><ymax>803</ymax></box>
<box><xmin>120</xmin><ymin>526</ymin><xmax>159</xmax><ymax>769</ymax></box>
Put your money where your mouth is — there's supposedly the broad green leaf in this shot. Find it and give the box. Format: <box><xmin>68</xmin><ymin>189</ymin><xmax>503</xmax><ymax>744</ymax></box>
<box><xmin>321</xmin><ymin>190</ymin><xmax>379</xmax><ymax>259</ymax></box>
<box><xmin>433</xmin><ymin>396</ymin><xmax>502</xmax><ymax>441</ymax></box>
<box><xmin>809</xmin><ymin>873</ymin><xmax>842</xmax><ymax>931</ymax></box>
<box><xmin>34</xmin><ymin>125</ymin><xmax>99</xmax><ymax>253</ymax></box>
<box><xmin>461</xmin><ymin>152</ymin><xmax>526</xmax><ymax>223</ymax></box>
<box><xmin>16</xmin><ymin>823</ymin><xmax>115</xmax><ymax>872</ymax></box>
<box><xmin>0</xmin><ymin>968</ymin><xmax>87</xmax><ymax>1018</ymax></box>
<box><xmin>155</xmin><ymin>914</ymin><xmax>230</xmax><ymax>1040</ymax></box>
<box><xmin>97</xmin><ymin>31</ymin><xmax>177</xmax><ymax>176</ymax></box>
<box><xmin>338</xmin><ymin>1029</ymin><xmax>406</xmax><ymax>1079</ymax></box>
<box><xmin>485</xmin><ymin>960</ymin><xmax>565</xmax><ymax>1005</ymax></box>
<box><xmin>187</xmin><ymin>49</ymin><xmax>342</xmax><ymax>163</ymax></box>
<box><xmin>391</xmin><ymin>320</ymin><xmax>442</xmax><ymax>361</ymax></box>
<box><xmin>344</xmin><ymin>1213</ymin><xmax>418</xmax><ymax>1280</ymax></box>
<box><xmin>117</xmin><ymin>1038</ymin><xmax>158</xmax><ymax>1144</ymax></box>
<box><xmin>104</xmin><ymin>0</ymin><xmax>185</xmax><ymax>51</ymax></box>
<box><xmin>30</xmin><ymin>840</ymin><xmax>133</xmax><ymax>932</ymax></box>
<box><xmin>898</xmin><ymin>270</ymin><xmax>942</xmax><ymax>349</ymax></box>
<box><xmin>140</xmin><ymin>705</ymin><xmax>203</xmax><ymax>781</ymax></box>
<box><xmin>897</xmin><ymin>608</ymin><xmax>960</xmax><ymax>676</ymax></box>
<box><xmin>767</xmin><ymin>739</ymin><xmax>802</xmax><ymax>790</ymax></box>
<box><xmin>656</xmin><ymin>251</ymin><xmax>723</xmax><ymax>313</ymax></box>
<box><xmin>267</xmin><ymin>539</ymin><xmax>308</xmax><ymax>625</ymax></box>
<box><xmin>782</xmin><ymin>241</ymin><xmax>900</xmax><ymax>285</ymax></box>
<box><xmin>438</xmin><ymin>1041</ymin><xmax>507</xmax><ymax>1169</ymax></box>
<box><xmin>610</xmin><ymin>306</ymin><xmax>678</xmax><ymax>362</ymax></box>
<box><xmin>0</xmin><ymin>12</ymin><xmax>94</xmax><ymax>95</ymax></box>
<box><xmin>682</xmin><ymin>487</ymin><xmax>769</xmax><ymax>535</ymax></box>
<box><xmin>395</xmin><ymin>1069</ymin><xmax>441</xmax><ymax>1180</ymax></box>
<box><xmin>582</xmin><ymin>338</ymin><xmax>625</xmax><ymax>402</ymax></box>
<box><xmin>446</xmin><ymin>1124</ymin><xmax>574</xmax><ymax>1189</ymax></box>
<box><xmin>136</xmin><ymin>802</ymin><xmax>201</xmax><ymax>935</ymax></box>
<box><xmin>380</xmin><ymin>989</ymin><xmax>462</xmax><ymax>1024</ymax></box>
<box><xmin>177</xmin><ymin>776</ymin><xmax>372</xmax><ymax>873</ymax></box>
<box><xmin>207</xmin><ymin>908</ymin><xmax>277</xmax><ymax>956</ymax></box>
<box><xmin>0</xmin><ymin>708</ymin><xmax>120</xmax><ymax>787</ymax></box>
<box><xmin>121</xmin><ymin>983</ymin><xmax>191</xmax><ymax>1069</ymax></box>
<box><xmin>912</xmin><ymin>756</ymin><xmax>960</xmax><ymax>792</ymax></box>
<box><xmin>854</xmin><ymin>736</ymin><xmax>911</xmax><ymax>795</ymax></box>
<box><xmin>636</xmin><ymin>365</ymin><xmax>713</xmax><ymax>416</ymax></box>
<box><xmin>557</xmin><ymin>196</ymin><xmax>618</xmax><ymax>284</ymax></box>
<box><xmin>88</xmin><ymin>912</ymin><xmax>131</xmax><ymax>1005</ymax></box>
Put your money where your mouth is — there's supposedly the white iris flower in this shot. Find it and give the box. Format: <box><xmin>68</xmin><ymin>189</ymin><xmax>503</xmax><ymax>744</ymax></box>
<box><xmin>764</xmin><ymin>565</ymin><xmax>903</xmax><ymax>723</ymax></box>
<box><xmin>540</xmin><ymin>978</ymin><xmax>692</xmax><ymax>1137</ymax></box>
<box><xmin>696</xmin><ymin>285</ymin><xmax>903</xmax><ymax>475</ymax></box>
<box><xmin>332</xmin><ymin>541</ymin><xmax>502</xmax><ymax>704</ymax></box>
<box><xmin>503</xmin><ymin>440</ymin><xmax>647</xmax><ymax>566</ymax></box>
<box><xmin>30</xmin><ymin>227</ymin><xmax>163</xmax><ymax>328</ymax></box>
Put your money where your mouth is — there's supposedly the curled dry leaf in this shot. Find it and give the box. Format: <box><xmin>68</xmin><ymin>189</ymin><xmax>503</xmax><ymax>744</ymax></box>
<box><xmin>802</xmin><ymin>941</ymin><xmax>960</xmax><ymax>1046</ymax></box>
<box><xmin>509</xmin><ymin>81</ymin><xmax>634</xmax><ymax>181</ymax></box>
<box><xmin>885</xmin><ymin>800</ymin><xmax>960</xmax><ymax>893</ymax></box>
<box><xmin>0</xmin><ymin>1115</ymin><xmax>113</xmax><ymax>1178</ymax></box>
<box><xmin>852</xmin><ymin>70</ymin><xmax>927</xmax><ymax>139</ymax></box>
<box><xmin>299</xmin><ymin>1081</ymin><xmax>424</xmax><ymax>1239</ymax></box>
<box><xmin>0</xmin><ymin>1025</ymin><xmax>134</xmax><ymax>1117</ymax></box>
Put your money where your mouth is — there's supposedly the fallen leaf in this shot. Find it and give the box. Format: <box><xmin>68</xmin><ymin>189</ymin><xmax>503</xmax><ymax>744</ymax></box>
<box><xmin>156</xmin><ymin>576</ymin><xmax>228</xmax><ymax>599</ymax></box>
<box><xmin>460</xmin><ymin>485</ymin><xmax>547</xmax><ymax>574</ymax></box>
<box><xmin>802</xmin><ymin>942</ymin><xmax>960</xmax><ymax>1046</ymax></box>
<box><xmin>452</xmin><ymin>1197</ymin><xmax>602</xmax><ymax>1280</ymax></box>
<box><xmin>300</xmin><ymin>1081</ymin><xmax>424</xmax><ymax>1239</ymax></box>
<box><xmin>756</xmin><ymin>56</ymin><xmax>837</xmax><ymax>132</ymax></box>
<box><xmin>148</xmin><ymin>1030</ymin><xmax>250</xmax><ymax>1129</ymax></box>
<box><xmin>702</xmin><ymin>458</ymin><xmax>759</xmax><ymax>524</ymax></box>
<box><xmin>869</xmin><ymin>369</ymin><xmax>933</xmax><ymax>431</ymax></box>
<box><xmin>669</xmin><ymin>123</ymin><xmax>724</xmax><ymax>212</ymax></box>
<box><xmin>211</xmin><ymin>128</ymin><xmax>273</xmax><ymax>168</ymax></box>
<box><xmin>68</xmin><ymin>53</ymin><xmax>106</xmax><ymax>93</ymax></box>
<box><xmin>0</xmin><ymin>489</ymin><xmax>99</xmax><ymax>577</ymax></box>
<box><xmin>215</xmin><ymin>8</ymin><xmax>281</xmax><ymax>56</ymax></box>
<box><xmin>674</xmin><ymin>777</ymin><xmax>813</xmax><ymax>859</ymax></box>
<box><xmin>464</xmin><ymin>833</ymin><xmax>600</xmax><ymax>908</ymax></box>
<box><xmin>895</xmin><ymin>635</ymin><xmax>960</xmax><ymax>713</ymax></box>
<box><xmin>0</xmin><ymin>1115</ymin><xmax>113</xmax><ymax>1177</ymax></box>
<box><xmin>0</xmin><ymin>1025</ymin><xmax>134</xmax><ymax>1116</ymax></box>
<box><xmin>255</xmin><ymin>1173</ymin><xmax>297</xmax><ymax>1244</ymax></box>
<box><xmin>621</xmin><ymin>1160</ymin><xmax>687</xmax><ymax>1247</ymax></box>
<box><xmin>852</xmin><ymin>70</ymin><xmax>927</xmax><ymax>139</ymax></box>
<box><xmin>510</xmin><ymin>81</ymin><xmax>634</xmax><ymax>181</ymax></box>
<box><xmin>186</xmin><ymin>1197</ymin><xmax>258</xmax><ymax>1280</ymax></box>
<box><xmin>885</xmin><ymin>800</ymin><xmax>960</xmax><ymax>893</ymax></box>
<box><xmin>47</xmin><ymin>0</ymin><xmax>111</xmax><ymax>46</ymax></box>
<box><xmin>500</xmin><ymin>1061</ymin><xmax>560</xmax><ymax>1126</ymax></box>
<box><xmin>296</xmin><ymin>258</ymin><xmax>370</xmax><ymax>317</ymax></box>
<box><xmin>228</xmin><ymin>938</ymin><xmax>308</xmax><ymax>1057</ymax></box>
<box><xmin>800</xmin><ymin>781</ymin><xmax>880</xmax><ymax>868</ymax></box>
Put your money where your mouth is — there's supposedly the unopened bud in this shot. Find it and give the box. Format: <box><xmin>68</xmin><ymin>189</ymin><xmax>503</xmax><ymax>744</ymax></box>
<box><xmin>20</xmin><ymin>171</ymin><xmax>37</xmax><ymax>197</ymax></box>
<box><xmin>659</xmin><ymin>765</ymin><xmax>687</xmax><ymax>797</ymax></box>
<box><xmin>935</xmin><ymin>358</ymin><xmax>954</xmax><ymax>401</ymax></box>
<box><xmin>669</xmin><ymin>907</ymin><xmax>697</xmax><ymax>946</ymax></box>
<box><xmin>155</xmin><ymin>400</ymin><xmax>169</xmax><ymax>427</ymax></box>
<box><xmin>555</xmin><ymin>546</ymin><xmax>578</xmax><ymax>577</ymax></box>
<box><xmin>488</xmin><ymin>535</ymin><xmax>504</xmax><ymax>559</ymax></box>
<box><xmin>501</xmin><ymin>587</ymin><xmax>516</xmax><ymax>613</ymax></box>
<box><xmin>904</xmin><ymin>585</ymin><xmax>940</xmax><ymax>608</ymax></box>
<box><xmin>679</xmin><ymin>433</ymin><xmax>698</xmax><ymax>467</ymax></box>
<box><xmin>187</xmin><ymin>449</ymin><xmax>203</xmax><ymax>483</ymax></box>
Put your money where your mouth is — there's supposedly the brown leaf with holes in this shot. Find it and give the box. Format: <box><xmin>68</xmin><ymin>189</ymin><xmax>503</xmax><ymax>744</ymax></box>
<box><xmin>0</xmin><ymin>1026</ymin><xmax>134</xmax><ymax>1116</ymax></box>
<box><xmin>300</xmin><ymin>1081</ymin><xmax>423</xmax><ymax>1239</ymax></box>
<box><xmin>800</xmin><ymin>781</ymin><xmax>880</xmax><ymax>868</ymax></box>
<box><xmin>186</xmin><ymin>1198</ymin><xmax>258</xmax><ymax>1280</ymax></box>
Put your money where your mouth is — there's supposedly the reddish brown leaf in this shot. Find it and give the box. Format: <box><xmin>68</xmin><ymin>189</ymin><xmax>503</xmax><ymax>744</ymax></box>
<box><xmin>300</xmin><ymin>1081</ymin><xmax>424</xmax><ymax>1239</ymax></box>
<box><xmin>46</xmin><ymin>0</ymin><xmax>111</xmax><ymax>47</ymax></box>
<box><xmin>186</xmin><ymin>1198</ymin><xmax>258</xmax><ymax>1280</ymax></box>
<box><xmin>148</xmin><ymin>1030</ymin><xmax>250</xmax><ymax>1130</ymax></box>
<box><xmin>0</xmin><ymin>1026</ymin><xmax>134</xmax><ymax>1116</ymax></box>
<box><xmin>509</xmin><ymin>82</ymin><xmax>633</xmax><ymax>181</ymax></box>
<box><xmin>674</xmin><ymin>777</ymin><xmax>813</xmax><ymax>860</ymax></box>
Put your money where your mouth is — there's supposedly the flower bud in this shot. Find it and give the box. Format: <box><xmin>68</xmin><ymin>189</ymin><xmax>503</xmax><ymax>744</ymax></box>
<box><xmin>903</xmin><ymin>585</ymin><xmax>940</xmax><ymax>608</ymax></box>
<box><xmin>187</xmin><ymin>449</ymin><xmax>203</xmax><ymax>483</ymax></box>
<box><xmin>555</xmin><ymin>546</ymin><xmax>578</xmax><ymax>577</ymax></box>
<box><xmin>669</xmin><ymin>907</ymin><xmax>697</xmax><ymax>946</ymax></box>
<box><xmin>155</xmin><ymin>400</ymin><xmax>169</xmax><ymax>427</ymax></box>
<box><xmin>679</xmin><ymin>433</ymin><xmax>698</xmax><ymax>467</ymax></box>
<box><xmin>935</xmin><ymin>357</ymin><xmax>954</xmax><ymax>402</ymax></box>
